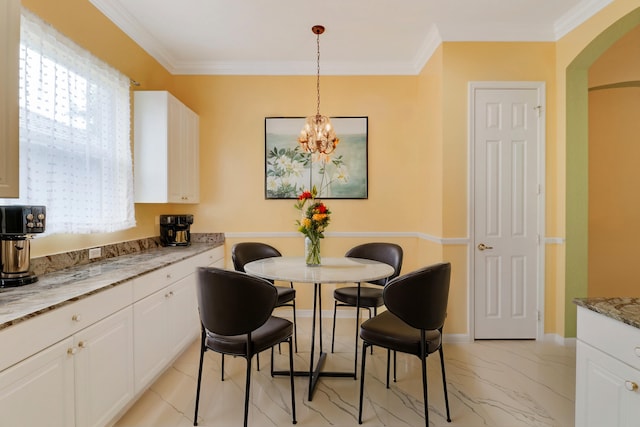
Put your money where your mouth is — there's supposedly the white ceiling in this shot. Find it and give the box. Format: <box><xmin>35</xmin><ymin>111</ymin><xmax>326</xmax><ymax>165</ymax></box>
<box><xmin>89</xmin><ymin>0</ymin><xmax>612</xmax><ymax>75</ymax></box>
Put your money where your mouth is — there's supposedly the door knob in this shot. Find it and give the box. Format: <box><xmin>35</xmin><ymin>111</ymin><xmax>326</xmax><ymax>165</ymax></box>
<box><xmin>477</xmin><ymin>243</ymin><xmax>494</xmax><ymax>251</ymax></box>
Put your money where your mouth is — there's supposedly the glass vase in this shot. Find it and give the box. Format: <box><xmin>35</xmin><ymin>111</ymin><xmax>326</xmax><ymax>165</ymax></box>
<box><xmin>305</xmin><ymin>236</ymin><xmax>321</xmax><ymax>266</ymax></box>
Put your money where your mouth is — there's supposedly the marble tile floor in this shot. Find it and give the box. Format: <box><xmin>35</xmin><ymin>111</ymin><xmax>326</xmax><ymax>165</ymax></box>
<box><xmin>115</xmin><ymin>317</ymin><xmax>576</xmax><ymax>427</ymax></box>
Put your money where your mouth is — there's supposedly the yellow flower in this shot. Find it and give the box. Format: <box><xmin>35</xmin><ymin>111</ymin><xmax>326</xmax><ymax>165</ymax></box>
<box><xmin>312</xmin><ymin>213</ymin><xmax>327</xmax><ymax>222</ymax></box>
<box><xmin>301</xmin><ymin>218</ymin><xmax>312</xmax><ymax>228</ymax></box>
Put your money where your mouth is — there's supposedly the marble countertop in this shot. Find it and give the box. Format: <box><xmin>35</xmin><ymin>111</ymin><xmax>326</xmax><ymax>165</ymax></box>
<box><xmin>574</xmin><ymin>297</ymin><xmax>640</xmax><ymax>329</ymax></box>
<box><xmin>0</xmin><ymin>242</ymin><xmax>221</xmax><ymax>330</ymax></box>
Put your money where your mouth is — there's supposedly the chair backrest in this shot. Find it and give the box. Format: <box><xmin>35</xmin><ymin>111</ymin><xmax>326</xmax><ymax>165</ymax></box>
<box><xmin>345</xmin><ymin>242</ymin><xmax>403</xmax><ymax>286</ymax></box>
<box><xmin>383</xmin><ymin>262</ymin><xmax>451</xmax><ymax>331</ymax></box>
<box><xmin>232</xmin><ymin>242</ymin><xmax>282</xmax><ymax>273</ymax></box>
<box><xmin>196</xmin><ymin>267</ymin><xmax>277</xmax><ymax>336</ymax></box>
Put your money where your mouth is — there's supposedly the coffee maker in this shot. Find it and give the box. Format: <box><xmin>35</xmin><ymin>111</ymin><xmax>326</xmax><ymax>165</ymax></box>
<box><xmin>159</xmin><ymin>214</ymin><xmax>193</xmax><ymax>246</ymax></box>
<box><xmin>0</xmin><ymin>205</ymin><xmax>46</xmax><ymax>287</ymax></box>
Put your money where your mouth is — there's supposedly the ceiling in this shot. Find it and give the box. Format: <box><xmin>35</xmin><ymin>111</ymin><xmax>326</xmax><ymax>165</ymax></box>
<box><xmin>88</xmin><ymin>0</ymin><xmax>612</xmax><ymax>75</ymax></box>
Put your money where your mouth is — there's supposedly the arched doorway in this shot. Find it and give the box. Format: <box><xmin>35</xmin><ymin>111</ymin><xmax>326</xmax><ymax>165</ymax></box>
<box><xmin>565</xmin><ymin>8</ymin><xmax>640</xmax><ymax>337</ymax></box>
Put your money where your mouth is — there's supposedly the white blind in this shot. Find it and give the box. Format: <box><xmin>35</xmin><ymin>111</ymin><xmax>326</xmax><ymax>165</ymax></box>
<box><xmin>0</xmin><ymin>8</ymin><xmax>136</xmax><ymax>234</ymax></box>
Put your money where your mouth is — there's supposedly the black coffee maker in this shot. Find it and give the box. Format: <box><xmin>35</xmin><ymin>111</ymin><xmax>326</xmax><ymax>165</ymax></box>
<box><xmin>0</xmin><ymin>205</ymin><xmax>46</xmax><ymax>287</ymax></box>
<box><xmin>159</xmin><ymin>214</ymin><xmax>193</xmax><ymax>246</ymax></box>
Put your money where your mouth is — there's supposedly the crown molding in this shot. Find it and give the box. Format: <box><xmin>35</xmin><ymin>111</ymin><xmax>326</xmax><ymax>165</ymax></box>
<box><xmin>90</xmin><ymin>0</ymin><xmax>612</xmax><ymax>76</ymax></box>
<box><xmin>554</xmin><ymin>0</ymin><xmax>613</xmax><ymax>39</ymax></box>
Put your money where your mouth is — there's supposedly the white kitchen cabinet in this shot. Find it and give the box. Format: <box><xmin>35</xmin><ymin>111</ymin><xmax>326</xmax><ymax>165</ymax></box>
<box><xmin>0</xmin><ymin>246</ymin><xmax>223</xmax><ymax>427</ymax></box>
<box><xmin>575</xmin><ymin>306</ymin><xmax>640</xmax><ymax>427</ymax></box>
<box><xmin>0</xmin><ymin>338</ymin><xmax>75</xmax><ymax>427</ymax></box>
<box><xmin>0</xmin><ymin>0</ymin><xmax>20</xmax><ymax>198</ymax></box>
<box><xmin>133</xmin><ymin>247</ymin><xmax>223</xmax><ymax>392</ymax></box>
<box><xmin>74</xmin><ymin>307</ymin><xmax>134</xmax><ymax>427</ymax></box>
<box><xmin>134</xmin><ymin>91</ymin><xmax>200</xmax><ymax>203</ymax></box>
<box><xmin>0</xmin><ymin>307</ymin><xmax>134</xmax><ymax>427</ymax></box>
<box><xmin>133</xmin><ymin>275</ymin><xmax>200</xmax><ymax>392</ymax></box>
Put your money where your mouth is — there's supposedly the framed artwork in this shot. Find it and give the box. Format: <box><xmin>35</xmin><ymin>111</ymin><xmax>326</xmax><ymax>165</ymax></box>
<box><xmin>265</xmin><ymin>116</ymin><xmax>368</xmax><ymax>199</ymax></box>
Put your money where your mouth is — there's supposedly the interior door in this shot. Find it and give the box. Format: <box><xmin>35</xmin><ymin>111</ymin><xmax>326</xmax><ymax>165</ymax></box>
<box><xmin>472</xmin><ymin>83</ymin><xmax>543</xmax><ymax>339</ymax></box>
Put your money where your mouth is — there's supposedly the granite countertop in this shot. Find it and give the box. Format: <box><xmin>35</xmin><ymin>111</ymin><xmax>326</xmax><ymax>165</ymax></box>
<box><xmin>0</xmin><ymin>241</ymin><xmax>222</xmax><ymax>331</ymax></box>
<box><xmin>574</xmin><ymin>297</ymin><xmax>640</xmax><ymax>330</ymax></box>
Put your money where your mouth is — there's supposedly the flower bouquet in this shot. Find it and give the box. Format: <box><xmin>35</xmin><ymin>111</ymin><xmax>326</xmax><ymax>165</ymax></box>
<box><xmin>295</xmin><ymin>186</ymin><xmax>331</xmax><ymax>265</ymax></box>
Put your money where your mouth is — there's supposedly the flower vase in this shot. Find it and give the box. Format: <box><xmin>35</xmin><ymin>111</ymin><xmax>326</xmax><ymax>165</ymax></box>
<box><xmin>305</xmin><ymin>236</ymin><xmax>321</xmax><ymax>266</ymax></box>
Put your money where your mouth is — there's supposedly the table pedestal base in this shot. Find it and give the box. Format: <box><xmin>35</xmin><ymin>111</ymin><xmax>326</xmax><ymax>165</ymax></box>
<box><xmin>272</xmin><ymin>282</ymin><xmax>357</xmax><ymax>400</ymax></box>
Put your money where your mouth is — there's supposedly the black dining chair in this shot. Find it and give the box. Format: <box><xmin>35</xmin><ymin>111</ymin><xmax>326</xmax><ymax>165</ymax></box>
<box><xmin>193</xmin><ymin>267</ymin><xmax>297</xmax><ymax>427</ymax></box>
<box><xmin>331</xmin><ymin>243</ymin><xmax>403</xmax><ymax>355</ymax></box>
<box><xmin>232</xmin><ymin>242</ymin><xmax>298</xmax><ymax>352</ymax></box>
<box><xmin>358</xmin><ymin>262</ymin><xmax>452</xmax><ymax>426</ymax></box>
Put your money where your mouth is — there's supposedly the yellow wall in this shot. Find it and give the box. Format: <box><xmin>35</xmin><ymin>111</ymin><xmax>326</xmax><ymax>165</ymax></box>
<box><xmin>588</xmin><ymin>25</ymin><xmax>640</xmax><ymax>298</ymax></box>
<box><xmin>20</xmin><ymin>0</ymin><xmax>640</xmax><ymax>337</ymax></box>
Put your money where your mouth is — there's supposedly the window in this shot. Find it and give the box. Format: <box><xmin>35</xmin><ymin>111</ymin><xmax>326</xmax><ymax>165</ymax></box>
<box><xmin>0</xmin><ymin>8</ymin><xmax>135</xmax><ymax>234</ymax></box>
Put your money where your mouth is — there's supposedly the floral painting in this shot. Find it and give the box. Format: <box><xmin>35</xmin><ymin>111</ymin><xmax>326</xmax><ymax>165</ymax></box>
<box><xmin>265</xmin><ymin>117</ymin><xmax>368</xmax><ymax>199</ymax></box>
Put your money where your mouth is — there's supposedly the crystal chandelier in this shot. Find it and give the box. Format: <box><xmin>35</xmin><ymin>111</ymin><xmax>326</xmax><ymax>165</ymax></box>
<box><xmin>298</xmin><ymin>25</ymin><xmax>339</xmax><ymax>155</ymax></box>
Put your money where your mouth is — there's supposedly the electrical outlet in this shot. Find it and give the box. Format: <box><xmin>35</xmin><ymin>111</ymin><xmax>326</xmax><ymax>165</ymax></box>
<box><xmin>89</xmin><ymin>247</ymin><xmax>102</xmax><ymax>259</ymax></box>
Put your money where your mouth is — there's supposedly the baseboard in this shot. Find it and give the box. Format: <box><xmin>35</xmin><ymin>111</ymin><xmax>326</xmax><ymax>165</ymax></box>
<box><xmin>543</xmin><ymin>333</ymin><xmax>577</xmax><ymax>346</ymax></box>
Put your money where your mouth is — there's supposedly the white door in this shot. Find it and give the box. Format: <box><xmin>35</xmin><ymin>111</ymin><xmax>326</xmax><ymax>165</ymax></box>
<box><xmin>471</xmin><ymin>83</ymin><xmax>543</xmax><ymax>339</ymax></box>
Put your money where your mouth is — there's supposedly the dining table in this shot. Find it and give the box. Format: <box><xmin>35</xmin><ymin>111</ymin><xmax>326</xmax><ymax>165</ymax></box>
<box><xmin>243</xmin><ymin>256</ymin><xmax>394</xmax><ymax>400</ymax></box>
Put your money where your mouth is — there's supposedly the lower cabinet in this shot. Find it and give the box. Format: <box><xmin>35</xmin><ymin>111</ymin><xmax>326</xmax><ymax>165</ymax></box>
<box><xmin>75</xmin><ymin>307</ymin><xmax>134</xmax><ymax>427</ymax></box>
<box><xmin>133</xmin><ymin>247</ymin><xmax>223</xmax><ymax>392</ymax></box>
<box><xmin>576</xmin><ymin>341</ymin><xmax>640</xmax><ymax>427</ymax></box>
<box><xmin>0</xmin><ymin>246</ymin><xmax>224</xmax><ymax>427</ymax></box>
<box><xmin>0</xmin><ymin>307</ymin><xmax>133</xmax><ymax>427</ymax></box>
<box><xmin>0</xmin><ymin>338</ymin><xmax>75</xmax><ymax>427</ymax></box>
<box><xmin>575</xmin><ymin>306</ymin><xmax>640</xmax><ymax>427</ymax></box>
<box><xmin>133</xmin><ymin>274</ymin><xmax>199</xmax><ymax>391</ymax></box>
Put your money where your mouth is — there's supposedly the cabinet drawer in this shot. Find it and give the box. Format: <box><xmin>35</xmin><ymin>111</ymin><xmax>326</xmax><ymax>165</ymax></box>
<box><xmin>577</xmin><ymin>306</ymin><xmax>640</xmax><ymax>371</ymax></box>
<box><xmin>132</xmin><ymin>248</ymin><xmax>223</xmax><ymax>301</ymax></box>
<box><xmin>0</xmin><ymin>281</ymin><xmax>132</xmax><ymax>372</ymax></box>
<box><xmin>133</xmin><ymin>262</ymin><xmax>190</xmax><ymax>301</ymax></box>
<box><xmin>192</xmin><ymin>247</ymin><xmax>224</xmax><ymax>267</ymax></box>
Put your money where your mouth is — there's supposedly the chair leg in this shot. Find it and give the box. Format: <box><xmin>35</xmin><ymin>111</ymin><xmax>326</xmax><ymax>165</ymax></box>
<box><xmin>369</xmin><ymin>308</ymin><xmax>375</xmax><ymax>354</ymax></box>
<box><xmin>385</xmin><ymin>348</ymin><xmax>391</xmax><ymax>388</ymax></box>
<box><xmin>270</xmin><ymin>346</ymin><xmax>275</xmax><ymax>377</ymax></box>
<box><xmin>193</xmin><ymin>333</ymin><xmax>206</xmax><ymax>426</ymax></box>
<box><xmin>288</xmin><ymin>337</ymin><xmax>297</xmax><ymax>424</ymax></box>
<box><xmin>439</xmin><ymin>345</ymin><xmax>452</xmax><ymax>422</ymax></box>
<box><xmin>292</xmin><ymin>300</ymin><xmax>298</xmax><ymax>353</ymax></box>
<box><xmin>243</xmin><ymin>356</ymin><xmax>252</xmax><ymax>427</ymax></box>
<box><xmin>393</xmin><ymin>350</ymin><xmax>397</xmax><ymax>383</ymax></box>
<box><xmin>331</xmin><ymin>300</ymin><xmax>338</xmax><ymax>353</ymax></box>
<box><xmin>358</xmin><ymin>341</ymin><xmax>369</xmax><ymax>424</ymax></box>
<box><xmin>221</xmin><ymin>353</ymin><xmax>225</xmax><ymax>381</ymax></box>
<box><xmin>421</xmin><ymin>354</ymin><xmax>429</xmax><ymax>427</ymax></box>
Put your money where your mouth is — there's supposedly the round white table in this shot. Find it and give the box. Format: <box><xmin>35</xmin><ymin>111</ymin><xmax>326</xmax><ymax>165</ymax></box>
<box><xmin>244</xmin><ymin>256</ymin><xmax>394</xmax><ymax>400</ymax></box>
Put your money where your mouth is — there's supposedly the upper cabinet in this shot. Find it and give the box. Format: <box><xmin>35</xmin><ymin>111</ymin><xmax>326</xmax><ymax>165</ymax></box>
<box><xmin>0</xmin><ymin>0</ymin><xmax>20</xmax><ymax>198</ymax></box>
<box><xmin>133</xmin><ymin>91</ymin><xmax>200</xmax><ymax>204</ymax></box>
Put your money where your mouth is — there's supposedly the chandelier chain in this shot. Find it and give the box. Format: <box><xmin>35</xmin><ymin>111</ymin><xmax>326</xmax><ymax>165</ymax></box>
<box><xmin>316</xmin><ymin>31</ymin><xmax>321</xmax><ymax>117</ymax></box>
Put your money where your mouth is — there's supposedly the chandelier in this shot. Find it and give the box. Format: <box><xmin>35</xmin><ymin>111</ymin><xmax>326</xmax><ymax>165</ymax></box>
<box><xmin>298</xmin><ymin>25</ymin><xmax>339</xmax><ymax>155</ymax></box>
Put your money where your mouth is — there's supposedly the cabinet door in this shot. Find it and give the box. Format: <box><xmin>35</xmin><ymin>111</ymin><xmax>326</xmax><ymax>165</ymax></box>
<box><xmin>576</xmin><ymin>341</ymin><xmax>640</xmax><ymax>427</ymax></box>
<box><xmin>168</xmin><ymin>274</ymin><xmax>200</xmax><ymax>354</ymax></box>
<box><xmin>75</xmin><ymin>307</ymin><xmax>134</xmax><ymax>427</ymax></box>
<box><xmin>167</xmin><ymin>98</ymin><xmax>199</xmax><ymax>204</ymax></box>
<box><xmin>133</xmin><ymin>290</ymin><xmax>170</xmax><ymax>392</ymax></box>
<box><xmin>0</xmin><ymin>0</ymin><xmax>20</xmax><ymax>198</ymax></box>
<box><xmin>167</xmin><ymin>94</ymin><xmax>183</xmax><ymax>203</ymax></box>
<box><xmin>181</xmin><ymin>107</ymin><xmax>200</xmax><ymax>203</ymax></box>
<box><xmin>0</xmin><ymin>338</ymin><xmax>75</xmax><ymax>427</ymax></box>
